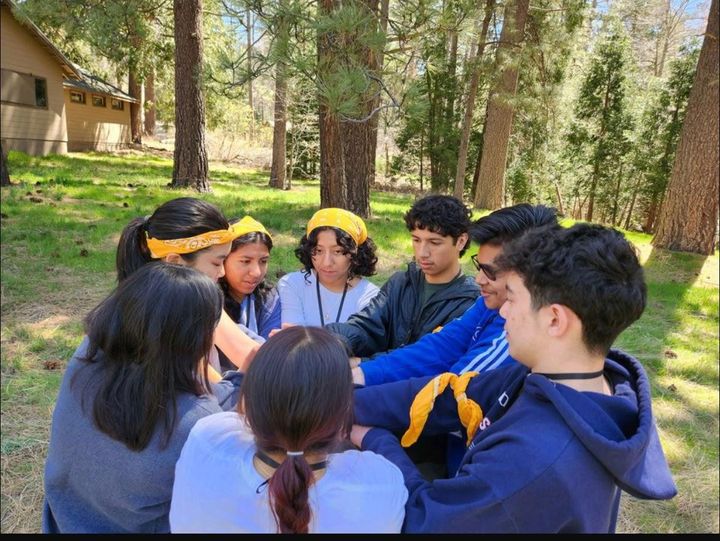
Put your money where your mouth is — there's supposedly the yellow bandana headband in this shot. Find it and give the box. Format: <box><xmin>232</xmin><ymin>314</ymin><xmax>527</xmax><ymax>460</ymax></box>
<box><xmin>230</xmin><ymin>216</ymin><xmax>272</xmax><ymax>241</ymax></box>
<box><xmin>306</xmin><ymin>208</ymin><xmax>368</xmax><ymax>246</ymax></box>
<box><xmin>145</xmin><ymin>228</ymin><xmax>238</xmax><ymax>259</ymax></box>
<box><xmin>401</xmin><ymin>371</ymin><xmax>484</xmax><ymax>448</ymax></box>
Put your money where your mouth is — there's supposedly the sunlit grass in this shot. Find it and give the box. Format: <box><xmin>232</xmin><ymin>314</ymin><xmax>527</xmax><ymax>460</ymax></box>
<box><xmin>1</xmin><ymin>150</ymin><xmax>718</xmax><ymax>533</ymax></box>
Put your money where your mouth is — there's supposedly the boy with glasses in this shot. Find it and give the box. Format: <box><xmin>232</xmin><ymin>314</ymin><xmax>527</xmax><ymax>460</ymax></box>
<box><xmin>352</xmin><ymin>203</ymin><xmax>558</xmax><ymax>387</ymax></box>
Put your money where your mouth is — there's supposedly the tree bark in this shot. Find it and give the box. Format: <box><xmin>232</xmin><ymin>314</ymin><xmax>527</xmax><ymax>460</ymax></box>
<box><xmin>172</xmin><ymin>0</ymin><xmax>210</xmax><ymax>192</ymax></box>
<box><xmin>128</xmin><ymin>69</ymin><xmax>143</xmax><ymax>145</ymax></box>
<box><xmin>453</xmin><ymin>0</ymin><xmax>495</xmax><ymax>200</ymax></box>
<box><xmin>0</xmin><ymin>142</ymin><xmax>10</xmax><ymax>186</ymax></box>
<box><xmin>144</xmin><ymin>67</ymin><xmax>156</xmax><ymax>136</ymax></box>
<box><xmin>247</xmin><ymin>8</ymin><xmax>254</xmax><ymax>140</ymax></box>
<box><xmin>653</xmin><ymin>0</ymin><xmax>719</xmax><ymax>255</ymax></box>
<box><xmin>269</xmin><ymin>61</ymin><xmax>288</xmax><ymax>189</ymax></box>
<box><xmin>473</xmin><ymin>0</ymin><xmax>530</xmax><ymax>210</ymax></box>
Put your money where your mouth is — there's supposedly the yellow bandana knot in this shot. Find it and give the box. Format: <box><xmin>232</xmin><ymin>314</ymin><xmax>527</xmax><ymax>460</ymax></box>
<box><xmin>230</xmin><ymin>216</ymin><xmax>272</xmax><ymax>241</ymax></box>
<box><xmin>306</xmin><ymin>208</ymin><xmax>368</xmax><ymax>246</ymax></box>
<box><xmin>401</xmin><ymin>372</ymin><xmax>483</xmax><ymax>448</ymax></box>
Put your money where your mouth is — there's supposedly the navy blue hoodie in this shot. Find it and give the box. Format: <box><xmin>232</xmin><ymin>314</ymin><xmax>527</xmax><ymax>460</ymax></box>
<box><xmin>354</xmin><ymin>349</ymin><xmax>677</xmax><ymax>533</ymax></box>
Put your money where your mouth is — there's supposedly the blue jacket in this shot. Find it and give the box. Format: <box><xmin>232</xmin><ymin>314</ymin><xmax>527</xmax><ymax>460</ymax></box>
<box><xmin>360</xmin><ymin>296</ymin><xmax>514</xmax><ymax>386</ymax></box>
<box><xmin>354</xmin><ymin>349</ymin><xmax>677</xmax><ymax>533</ymax></box>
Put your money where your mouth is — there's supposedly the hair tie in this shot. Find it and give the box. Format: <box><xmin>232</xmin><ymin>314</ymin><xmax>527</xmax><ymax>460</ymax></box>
<box><xmin>286</xmin><ymin>450</ymin><xmax>304</xmax><ymax>457</ymax></box>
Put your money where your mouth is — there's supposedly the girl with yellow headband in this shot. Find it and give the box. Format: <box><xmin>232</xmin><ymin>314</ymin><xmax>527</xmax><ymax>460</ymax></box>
<box><xmin>116</xmin><ymin>197</ymin><xmax>259</xmax><ymax>376</ymax></box>
<box><xmin>217</xmin><ymin>216</ymin><xmax>281</xmax><ymax>369</ymax></box>
<box><xmin>277</xmin><ymin>208</ymin><xmax>379</xmax><ymax>327</ymax></box>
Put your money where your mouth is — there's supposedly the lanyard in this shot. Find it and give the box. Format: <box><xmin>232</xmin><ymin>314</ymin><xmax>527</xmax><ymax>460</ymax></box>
<box><xmin>316</xmin><ymin>277</ymin><xmax>349</xmax><ymax>326</ymax></box>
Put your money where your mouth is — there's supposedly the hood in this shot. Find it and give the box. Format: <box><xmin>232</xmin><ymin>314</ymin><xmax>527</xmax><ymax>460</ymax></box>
<box><xmin>524</xmin><ymin>349</ymin><xmax>677</xmax><ymax>500</ymax></box>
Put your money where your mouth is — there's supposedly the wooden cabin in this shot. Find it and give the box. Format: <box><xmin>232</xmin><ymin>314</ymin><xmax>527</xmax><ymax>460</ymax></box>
<box><xmin>0</xmin><ymin>0</ymin><xmax>137</xmax><ymax>155</ymax></box>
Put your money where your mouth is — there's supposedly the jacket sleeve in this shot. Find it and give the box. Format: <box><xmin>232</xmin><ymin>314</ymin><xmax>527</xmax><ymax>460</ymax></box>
<box><xmin>360</xmin><ymin>299</ymin><xmax>485</xmax><ymax>386</ymax></box>
<box><xmin>361</xmin><ymin>428</ymin><xmax>518</xmax><ymax>533</ymax></box>
<box><xmin>258</xmin><ymin>287</ymin><xmax>282</xmax><ymax>339</ymax></box>
<box><xmin>354</xmin><ymin>375</ymin><xmax>465</xmax><ymax>435</ymax></box>
<box><xmin>210</xmin><ymin>370</ymin><xmax>244</xmax><ymax>411</ymax></box>
<box><xmin>326</xmin><ymin>274</ymin><xmax>398</xmax><ymax>356</ymax></box>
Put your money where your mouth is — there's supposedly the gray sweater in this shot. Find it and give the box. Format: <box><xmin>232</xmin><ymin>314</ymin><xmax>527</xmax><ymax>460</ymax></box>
<box><xmin>42</xmin><ymin>339</ymin><xmax>243</xmax><ymax>533</ymax></box>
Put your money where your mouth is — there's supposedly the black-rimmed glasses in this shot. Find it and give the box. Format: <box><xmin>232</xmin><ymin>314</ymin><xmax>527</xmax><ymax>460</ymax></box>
<box><xmin>471</xmin><ymin>254</ymin><xmax>498</xmax><ymax>281</ymax></box>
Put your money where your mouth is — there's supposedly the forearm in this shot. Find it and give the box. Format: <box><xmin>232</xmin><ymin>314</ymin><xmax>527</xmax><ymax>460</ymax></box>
<box><xmin>213</xmin><ymin>310</ymin><xmax>259</xmax><ymax>372</ymax></box>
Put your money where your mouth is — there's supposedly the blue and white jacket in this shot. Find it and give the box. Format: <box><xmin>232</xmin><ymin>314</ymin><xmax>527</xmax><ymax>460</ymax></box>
<box><xmin>360</xmin><ymin>296</ymin><xmax>514</xmax><ymax>386</ymax></box>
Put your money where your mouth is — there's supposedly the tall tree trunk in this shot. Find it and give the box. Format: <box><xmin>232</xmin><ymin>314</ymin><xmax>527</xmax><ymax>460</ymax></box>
<box><xmin>318</xmin><ymin>0</ymin><xmax>381</xmax><ymax>216</ymax></box>
<box><xmin>172</xmin><ymin>0</ymin><xmax>209</xmax><ymax>191</ymax></box>
<box><xmin>454</xmin><ymin>0</ymin><xmax>495</xmax><ymax>200</ymax></box>
<box><xmin>653</xmin><ymin>0</ymin><xmax>719</xmax><ymax>255</ymax></box>
<box><xmin>0</xmin><ymin>142</ymin><xmax>10</xmax><ymax>186</ymax></box>
<box><xmin>269</xmin><ymin>62</ymin><xmax>288</xmax><ymax>189</ymax></box>
<box><xmin>473</xmin><ymin>0</ymin><xmax>530</xmax><ymax>210</ymax></box>
<box><xmin>144</xmin><ymin>67</ymin><xmax>156</xmax><ymax>136</ymax></box>
<box><xmin>247</xmin><ymin>8</ymin><xmax>255</xmax><ymax>140</ymax></box>
<box><xmin>128</xmin><ymin>69</ymin><xmax>143</xmax><ymax>145</ymax></box>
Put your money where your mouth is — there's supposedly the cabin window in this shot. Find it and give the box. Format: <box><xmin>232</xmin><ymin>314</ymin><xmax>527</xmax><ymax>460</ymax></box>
<box><xmin>70</xmin><ymin>90</ymin><xmax>86</xmax><ymax>104</ymax></box>
<box><xmin>111</xmin><ymin>98</ymin><xmax>124</xmax><ymax>111</ymax></box>
<box><xmin>92</xmin><ymin>95</ymin><xmax>106</xmax><ymax>107</ymax></box>
<box><xmin>0</xmin><ymin>69</ymin><xmax>48</xmax><ymax>108</ymax></box>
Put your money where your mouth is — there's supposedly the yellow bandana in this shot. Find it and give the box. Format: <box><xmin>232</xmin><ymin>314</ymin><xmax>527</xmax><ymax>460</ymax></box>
<box><xmin>146</xmin><ymin>228</ymin><xmax>237</xmax><ymax>259</ymax></box>
<box><xmin>230</xmin><ymin>216</ymin><xmax>272</xmax><ymax>241</ymax></box>
<box><xmin>306</xmin><ymin>208</ymin><xmax>368</xmax><ymax>246</ymax></box>
<box><xmin>401</xmin><ymin>371</ymin><xmax>484</xmax><ymax>448</ymax></box>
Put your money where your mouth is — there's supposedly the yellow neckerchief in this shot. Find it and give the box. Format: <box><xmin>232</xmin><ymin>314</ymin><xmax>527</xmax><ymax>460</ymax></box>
<box><xmin>230</xmin><ymin>216</ymin><xmax>272</xmax><ymax>241</ymax></box>
<box><xmin>401</xmin><ymin>371</ymin><xmax>484</xmax><ymax>448</ymax></box>
<box><xmin>306</xmin><ymin>208</ymin><xmax>368</xmax><ymax>246</ymax></box>
<box><xmin>146</xmin><ymin>228</ymin><xmax>237</xmax><ymax>258</ymax></box>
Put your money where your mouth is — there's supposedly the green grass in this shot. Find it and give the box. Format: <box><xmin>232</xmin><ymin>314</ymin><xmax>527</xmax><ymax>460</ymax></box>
<box><xmin>1</xmin><ymin>150</ymin><xmax>718</xmax><ymax>533</ymax></box>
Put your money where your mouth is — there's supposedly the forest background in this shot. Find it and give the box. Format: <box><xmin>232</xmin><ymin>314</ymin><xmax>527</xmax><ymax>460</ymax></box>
<box><xmin>0</xmin><ymin>0</ymin><xmax>718</xmax><ymax>534</ymax></box>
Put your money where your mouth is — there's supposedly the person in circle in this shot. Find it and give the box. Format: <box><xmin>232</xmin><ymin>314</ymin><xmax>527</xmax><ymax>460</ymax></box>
<box><xmin>170</xmin><ymin>326</ymin><xmax>407</xmax><ymax>533</ymax></box>
<box><xmin>277</xmin><ymin>208</ymin><xmax>379</xmax><ymax>327</ymax></box>
<box><xmin>116</xmin><ymin>197</ymin><xmax>260</xmax><ymax>376</ymax></box>
<box><xmin>218</xmin><ymin>216</ymin><xmax>281</xmax><ymax>369</ymax></box>
<box><xmin>43</xmin><ymin>263</ymin><xmax>245</xmax><ymax>533</ymax></box>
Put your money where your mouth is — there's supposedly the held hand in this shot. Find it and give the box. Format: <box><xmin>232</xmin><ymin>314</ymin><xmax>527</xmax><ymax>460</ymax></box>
<box><xmin>349</xmin><ymin>356</ymin><xmax>361</xmax><ymax>369</ymax></box>
<box><xmin>352</xmin><ymin>366</ymin><xmax>365</xmax><ymax>385</ymax></box>
<box><xmin>268</xmin><ymin>322</ymin><xmax>297</xmax><ymax>338</ymax></box>
<box><xmin>350</xmin><ymin>424</ymin><xmax>373</xmax><ymax>448</ymax></box>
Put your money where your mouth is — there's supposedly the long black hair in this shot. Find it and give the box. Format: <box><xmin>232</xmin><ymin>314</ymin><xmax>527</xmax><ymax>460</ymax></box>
<box><xmin>116</xmin><ymin>197</ymin><xmax>229</xmax><ymax>282</ymax></box>
<box><xmin>294</xmin><ymin>226</ymin><xmax>377</xmax><ymax>281</ymax></box>
<box><xmin>78</xmin><ymin>262</ymin><xmax>223</xmax><ymax>451</ymax></box>
<box><xmin>239</xmin><ymin>326</ymin><xmax>353</xmax><ymax>533</ymax></box>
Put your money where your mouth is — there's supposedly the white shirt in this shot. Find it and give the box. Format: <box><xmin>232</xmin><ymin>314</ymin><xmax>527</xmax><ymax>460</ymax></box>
<box><xmin>277</xmin><ymin>271</ymin><xmax>379</xmax><ymax>326</ymax></box>
<box><xmin>170</xmin><ymin>412</ymin><xmax>408</xmax><ymax>533</ymax></box>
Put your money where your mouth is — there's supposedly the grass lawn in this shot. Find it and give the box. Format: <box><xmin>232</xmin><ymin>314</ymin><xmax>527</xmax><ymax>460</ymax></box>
<box><xmin>1</xmin><ymin>150</ymin><xmax>718</xmax><ymax>533</ymax></box>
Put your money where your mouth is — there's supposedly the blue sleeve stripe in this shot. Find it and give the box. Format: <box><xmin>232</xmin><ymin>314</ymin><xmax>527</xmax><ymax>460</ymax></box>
<box><xmin>458</xmin><ymin>333</ymin><xmax>509</xmax><ymax>374</ymax></box>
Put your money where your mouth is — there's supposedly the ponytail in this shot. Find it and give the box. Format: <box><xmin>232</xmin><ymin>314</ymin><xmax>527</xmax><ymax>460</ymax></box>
<box><xmin>268</xmin><ymin>455</ymin><xmax>315</xmax><ymax>533</ymax></box>
<box><xmin>116</xmin><ymin>217</ymin><xmax>152</xmax><ymax>283</ymax></box>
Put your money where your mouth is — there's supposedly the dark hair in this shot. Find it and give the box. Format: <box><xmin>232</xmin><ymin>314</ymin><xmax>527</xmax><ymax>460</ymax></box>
<box><xmin>404</xmin><ymin>195</ymin><xmax>473</xmax><ymax>256</ymax></box>
<box><xmin>294</xmin><ymin>227</ymin><xmax>378</xmax><ymax>279</ymax></box>
<box><xmin>469</xmin><ymin>203</ymin><xmax>558</xmax><ymax>246</ymax></box>
<box><xmin>240</xmin><ymin>326</ymin><xmax>353</xmax><ymax>534</ymax></box>
<box><xmin>495</xmin><ymin>223</ymin><xmax>647</xmax><ymax>354</ymax></box>
<box><xmin>220</xmin><ymin>224</ymin><xmax>275</xmax><ymax>322</ymax></box>
<box><xmin>116</xmin><ymin>197</ymin><xmax>229</xmax><ymax>282</ymax></box>
<box><xmin>78</xmin><ymin>262</ymin><xmax>223</xmax><ymax>451</ymax></box>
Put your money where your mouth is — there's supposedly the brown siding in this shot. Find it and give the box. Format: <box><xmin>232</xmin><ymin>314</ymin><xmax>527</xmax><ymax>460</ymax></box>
<box><xmin>0</xmin><ymin>4</ymin><xmax>68</xmax><ymax>155</ymax></box>
<box><xmin>64</xmin><ymin>90</ymin><xmax>131</xmax><ymax>151</ymax></box>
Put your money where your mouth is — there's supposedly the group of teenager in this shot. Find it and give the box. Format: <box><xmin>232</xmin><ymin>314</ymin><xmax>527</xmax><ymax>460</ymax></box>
<box><xmin>42</xmin><ymin>193</ymin><xmax>677</xmax><ymax>534</ymax></box>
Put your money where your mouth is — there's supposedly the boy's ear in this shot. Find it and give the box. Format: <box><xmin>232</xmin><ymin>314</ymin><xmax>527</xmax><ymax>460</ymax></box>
<box><xmin>164</xmin><ymin>253</ymin><xmax>183</xmax><ymax>265</ymax></box>
<box><xmin>546</xmin><ymin>304</ymin><xmax>575</xmax><ymax>339</ymax></box>
<box><xmin>457</xmin><ymin>232</ymin><xmax>469</xmax><ymax>252</ymax></box>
